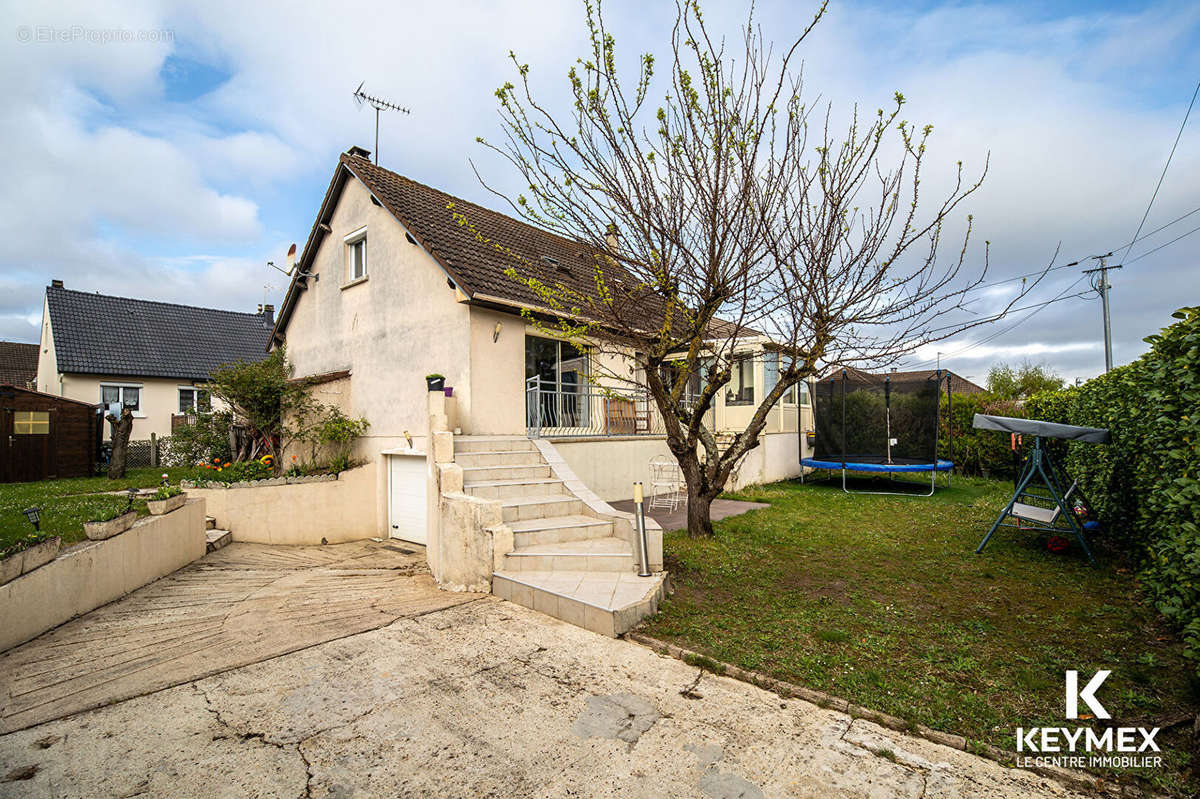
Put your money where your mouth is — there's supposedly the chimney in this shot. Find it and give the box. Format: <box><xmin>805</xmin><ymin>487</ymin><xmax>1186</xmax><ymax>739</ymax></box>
<box><xmin>345</xmin><ymin>145</ymin><xmax>372</xmax><ymax>161</ymax></box>
<box><xmin>51</xmin><ymin>279</ymin><xmax>63</xmax><ymax>288</ymax></box>
<box><xmin>605</xmin><ymin>222</ymin><xmax>619</xmax><ymax>253</ymax></box>
<box><xmin>261</xmin><ymin>303</ymin><xmax>274</xmax><ymax>326</ymax></box>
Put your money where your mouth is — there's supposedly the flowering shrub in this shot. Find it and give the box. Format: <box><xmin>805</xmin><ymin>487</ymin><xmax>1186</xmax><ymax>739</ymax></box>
<box><xmin>194</xmin><ymin>457</ymin><xmax>273</xmax><ymax>484</ymax></box>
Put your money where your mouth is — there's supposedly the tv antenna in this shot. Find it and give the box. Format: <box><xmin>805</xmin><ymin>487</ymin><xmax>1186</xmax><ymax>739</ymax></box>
<box><xmin>352</xmin><ymin>82</ymin><xmax>410</xmax><ymax>165</ymax></box>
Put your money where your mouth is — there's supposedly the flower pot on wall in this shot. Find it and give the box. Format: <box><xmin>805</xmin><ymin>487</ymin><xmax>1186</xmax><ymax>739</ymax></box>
<box><xmin>20</xmin><ymin>536</ymin><xmax>61</xmax><ymax>574</ymax></box>
<box><xmin>147</xmin><ymin>494</ymin><xmax>187</xmax><ymax>515</ymax></box>
<box><xmin>84</xmin><ymin>510</ymin><xmax>137</xmax><ymax>541</ymax></box>
<box><xmin>443</xmin><ymin>386</ymin><xmax>454</xmax><ymax>397</ymax></box>
<box><xmin>426</xmin><ymin>375</ymin><xmax>445</xmax><ymax>391</ymax></box>
<box><xmin>0</xmin><ymin>550</ymin><xmax>22</xmax><ymax>586</ymax></box>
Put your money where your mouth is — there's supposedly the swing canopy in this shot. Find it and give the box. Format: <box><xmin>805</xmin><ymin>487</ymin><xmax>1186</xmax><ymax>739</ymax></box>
<box><xmin>972</xmin><ymin>414</ymin><xmax>1111</xmax><ymax>444</ymax></box>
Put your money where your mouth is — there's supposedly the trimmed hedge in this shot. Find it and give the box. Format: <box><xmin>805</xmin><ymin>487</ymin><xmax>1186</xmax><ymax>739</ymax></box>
<box><xmin>1026</xmin><ymin>307</ymin><xmax>1200</xmax><ymax>668</ymax></box>
<box><xmin>939</xmin><ymin>393</ymin><xmax>1028</xmax><ymax>478</ymax></box>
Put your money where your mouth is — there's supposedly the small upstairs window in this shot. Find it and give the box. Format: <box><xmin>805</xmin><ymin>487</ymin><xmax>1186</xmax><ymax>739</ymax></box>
<box><xmin>345</xmin><ymin>228</ymin><xmax>368</xmax><ymax>282</ymax></box>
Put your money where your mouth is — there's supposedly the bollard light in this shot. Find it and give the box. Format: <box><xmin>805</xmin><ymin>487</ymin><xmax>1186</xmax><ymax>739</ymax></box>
<box><xmin>22</xmin><ymin>506</ymin><xmax>41</xmax><ymax>531</ymax></box>
<box><xmin>632</xmin><ymin>481</ymin><xmax>651</xmax><ymax>577</ymax></box>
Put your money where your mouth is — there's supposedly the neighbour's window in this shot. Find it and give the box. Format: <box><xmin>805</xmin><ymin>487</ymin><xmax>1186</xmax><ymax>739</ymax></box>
<box><xmin>101</xmin><ymin>384</ymin><xmax>140</xmax><ymax>412</ymax></box>
<box><xmin>179</xmin><ymin>388</ymin><xmax>211</xmax><ymax>414</ymax></box>
<box><xmin>725</xmin><ymin>357</ymin><xmax>755</xmax><ymax>406</ymax></box>
<box><xmin>346</xmin><ymin>230</ymin><xmax>367</xmax><ymax>281</ymax></box>
<box><xmin>14</xmin><ymin>411</ymin><xmax>49</xmax><ymax>434</ymax></box>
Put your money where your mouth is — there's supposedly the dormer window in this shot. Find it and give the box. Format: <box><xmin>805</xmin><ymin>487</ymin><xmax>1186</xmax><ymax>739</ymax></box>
<box><xmin>345</xmin><ymin>227</ymin><xmax>368</xmax><ymax>282</ymax></box>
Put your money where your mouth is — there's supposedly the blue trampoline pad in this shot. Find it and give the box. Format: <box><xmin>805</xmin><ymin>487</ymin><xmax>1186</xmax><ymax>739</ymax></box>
<box><xmin>802</xmin><ymin>458</ymin><xmax>954</xmax><ymax>473</ymax></box>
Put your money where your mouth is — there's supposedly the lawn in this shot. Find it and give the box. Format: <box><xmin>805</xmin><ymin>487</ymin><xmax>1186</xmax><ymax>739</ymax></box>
<box><xmin>641</xmin><ymin>475</ymin><xmax>1199</xmax><ymax>796</ymax></box>
<box><xmin>0</xmin><ymin>467</ymin><xmax>194</xmax><ymax>551</ymax></box>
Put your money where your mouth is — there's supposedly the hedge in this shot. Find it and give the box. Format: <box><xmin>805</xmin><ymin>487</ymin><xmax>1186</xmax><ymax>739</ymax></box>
<box><xmin>1026</xmin><ymin>307</ymin><xmax>1200</xmax><ymax>669</ymax></box>
<box><xmin>939</xmin><ymin>393</ymin><xmax>1029</xmax><ymax>478</ymax></box>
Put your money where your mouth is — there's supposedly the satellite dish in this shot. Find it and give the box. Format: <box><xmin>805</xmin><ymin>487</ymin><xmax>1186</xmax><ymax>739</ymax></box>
<box><xmin>286</xmin><ymin>243</ymin><xmax>297</xmax><ymax>273</ymax></box>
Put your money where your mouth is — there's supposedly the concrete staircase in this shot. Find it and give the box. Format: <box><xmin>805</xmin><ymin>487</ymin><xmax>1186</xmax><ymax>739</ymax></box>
<box><xmin>454</xmin><ymin>436</ymin><xmax>666</xmax><ymax>636</ymax></box>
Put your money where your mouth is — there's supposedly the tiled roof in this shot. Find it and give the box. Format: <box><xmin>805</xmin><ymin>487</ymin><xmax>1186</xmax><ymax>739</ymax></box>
<box><xmin>342</xmin><ymin>154</ymin><xmax>655</xmax><ymax>319</ymax></box>
<box><xmin>46</xmin><ymin>286</ymin><xmax>272</xmax><ymax>381</ymax></box>
<box><xmin>821</xmin><ymin>365</ymin><xmax>986</xmax><ymax>394</ymax></box>
<box><xmin>0</xmin><ymin>341</ymin><xmax>37</xmax><ymax>386</ymax></box>
<box><xmin>273</xmin><ymin>151</ymin><xmax>707</xmax><ymax>345</ymax></box>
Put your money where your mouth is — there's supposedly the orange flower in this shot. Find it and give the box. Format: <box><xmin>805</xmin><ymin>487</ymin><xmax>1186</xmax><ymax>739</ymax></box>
<box><xmin>213</xmin><ymin>457</ymin><xmax>220</xmax><ymax>463</ymax></box>
<box><xmin>223</xmin><ymin>462</ymin><xmax>231</xmax><ymax>468</ymax></box>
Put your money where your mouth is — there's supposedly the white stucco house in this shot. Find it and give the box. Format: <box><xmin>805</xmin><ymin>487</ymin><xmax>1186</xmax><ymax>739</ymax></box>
<box><xmin>269</xmin><ymin>146</ymin><xmax>814</xmax><ymax>634</ymax></box>
<box><xmin>36</xmin><ymin>281</ymin><xmax>274</xmax><ymax>441</ymax></box>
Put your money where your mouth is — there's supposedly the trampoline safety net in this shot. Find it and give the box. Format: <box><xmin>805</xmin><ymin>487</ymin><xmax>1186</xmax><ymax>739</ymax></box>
<box><xmin>813</xmin><ymin>371</ymin><xmax>943</xmax><ymax>465</ymax></box>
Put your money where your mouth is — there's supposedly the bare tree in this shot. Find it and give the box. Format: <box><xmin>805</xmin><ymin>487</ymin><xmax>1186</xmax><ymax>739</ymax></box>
<box><xmin>468</xmin><ymin>0</ymin><xmax>1042</xmax><ymax>536</ymax></box>
<box><xmin>106</xmin><ymin>406</ymin><xmax>134</xmax><ymax>479</ymax></box>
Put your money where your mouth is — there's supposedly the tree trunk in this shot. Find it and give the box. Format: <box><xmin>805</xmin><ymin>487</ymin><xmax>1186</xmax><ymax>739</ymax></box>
<box><xmin>106</xmin><ymin>408</ymin><xmax>134</xmax><ymax>479</ymax></box>
<box><xmin>686</xmin><ymin>489</ymin><xmax>715</xmax><ymax>538</ymax></box>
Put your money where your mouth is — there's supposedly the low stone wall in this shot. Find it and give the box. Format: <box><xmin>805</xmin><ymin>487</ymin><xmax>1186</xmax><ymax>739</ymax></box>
<box><xmin>0</xmin><ymin>498</ymin><xmax>207</xmax><ymax>653</ymax></box>
<box><xmin>186</xmin><ymin>463</ymin><xmax>377</xmax><ymax>545</ymax></box>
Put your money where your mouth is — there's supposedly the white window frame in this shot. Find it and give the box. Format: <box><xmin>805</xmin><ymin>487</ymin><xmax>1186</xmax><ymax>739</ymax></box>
<box><xmin>178</xmin><ymin>386</ymin><xmax>211</xmax><ymax>414</ymax></box>
<box><xmin>100</xmin><ymin>382</ymin><xmax>144</xmax><ymax>416</ymax></box>
<box><xmin>344</xmin><ymin>226</ymin><xmax>368</xmax><ymax>283</ymax></box>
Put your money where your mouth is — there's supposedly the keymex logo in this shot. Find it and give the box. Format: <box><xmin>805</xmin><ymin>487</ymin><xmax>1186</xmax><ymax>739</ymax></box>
<box><xmin>1014</xmin><ymin>669</ymin><xmax>1162</xmax><ymax>771</ymax></box>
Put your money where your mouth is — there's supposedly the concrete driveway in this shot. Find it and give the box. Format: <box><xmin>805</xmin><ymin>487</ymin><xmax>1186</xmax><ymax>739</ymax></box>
<box><xmin>0</xmin><ymin>565</ymin><xmax>1090</xmax><ymax>798</ymax></box>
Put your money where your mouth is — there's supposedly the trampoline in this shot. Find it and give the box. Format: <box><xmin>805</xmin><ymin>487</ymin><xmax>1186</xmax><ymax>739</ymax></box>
<box><xmin>801</xmin><ymin>369</ymin><xmax>954</xmax><ymax>496</ymax></box>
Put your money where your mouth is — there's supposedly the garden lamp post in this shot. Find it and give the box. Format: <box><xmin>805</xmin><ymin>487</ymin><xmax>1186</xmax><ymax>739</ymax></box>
<box><xmin>22</xmin><ymin>506</ymin><xmax>41</xmax><ymax>531</ymax></box>
<box><xmin>125</xmin><ymin>488</ymin><xmax>138</xmax><ymax>513</ymax></box>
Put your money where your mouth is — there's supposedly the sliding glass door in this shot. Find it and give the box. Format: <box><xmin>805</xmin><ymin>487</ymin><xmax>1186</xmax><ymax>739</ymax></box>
<box><xmin>525</xmin><ymin>336</ymin><xmax>589</xmax><ymax>430</ymax></box>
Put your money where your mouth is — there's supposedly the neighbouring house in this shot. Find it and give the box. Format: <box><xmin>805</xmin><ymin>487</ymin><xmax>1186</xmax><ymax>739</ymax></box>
<box><xmin>272</xmin><ymin>146</ymin><xmax>815</xmax><ymax>541</ymax></box>
<box><xmin>0</xmin><ymin>384</ymin><xmax>99</xmax><ymax>482</ymax></box>
<box><xmin>831</xmin><ymin>365</ymin><xmax>985</xmax><ymax>396</ymax></box>
<box><xmin>36</xmin><ymin>281</ymin><xmax>274</xmax><ymax>440</ymax></box>
<box><xmin>0</xmin><ymin>342</ymin><xmax>38</xmax><ymax>389</ymax></box>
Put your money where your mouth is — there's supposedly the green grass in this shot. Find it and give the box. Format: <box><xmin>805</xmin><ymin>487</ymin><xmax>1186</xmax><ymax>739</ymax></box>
<box><xmin>641</xmin><ymin>475</ymin><xmax>1199</xmax><ymax>796</ymax></box>
<box><xmin>0</xmin><ymin>467</ymin><xmax>194</xmax><ymax>550</ymax></box>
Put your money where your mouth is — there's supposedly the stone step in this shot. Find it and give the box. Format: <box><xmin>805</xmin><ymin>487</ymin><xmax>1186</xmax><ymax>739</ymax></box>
<box><xmin>461</xmin><ymin>463</ymin><xmax>551</xmax><ymax>482</ymax></box>
<box><xmin>465</xmin><ymin>478</ymin><xmax>567</xmax><ymax>500</ymax></box>
<box><xmin>454</xmin><ymin>436</ymin><xmax>535</xmax><ymax>453</ymax></box>
<box><xmin>205</xmin><ymin>515</ymin><xmax>216</xmax><ymax>531</ymax></box>
<box><xmin>453</xmin><ymin>450</ymin><xmax>545</xmax><ymax>468</ymax></box>
<box><xmin>503</xmin><ymin>537</ymin><xmax>633</xmax><ymax>572</ymax></box>
<box><xmin>205</xmin><ymin>529</ymin><xmax>232</xmax><ymax>552</ymax></box>
<box><xmin>492</xmin><ymin>570</ymin><xmax>668</xmax><ymax>637</ymax></box>
<box><xmin>500</xmin><ymin>495</ymin><xmax>584</xmax><ymax>523</ymax></box>
<box><xmin>509</xmin><ymin>514</ymin><xmax>616</xmax><ymax>547</ymax></box>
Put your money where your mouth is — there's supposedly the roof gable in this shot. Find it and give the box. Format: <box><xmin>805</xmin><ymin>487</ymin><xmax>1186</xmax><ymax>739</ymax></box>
<box><xmin>46</xmin><ymin>286</ymin><xmax>272</xmax><ymax>381</ymax></box>
<box><xmin>272</xmin><ymin>151</ymin><xmax>664</xmax><ymax>343</ymax></box>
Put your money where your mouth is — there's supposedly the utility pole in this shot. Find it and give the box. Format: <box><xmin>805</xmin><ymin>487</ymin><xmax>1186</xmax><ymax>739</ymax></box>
<box><xmin>1082</xmin><ymin>254</ymin><xmax>1123</xmax><ymax>372</ymax></box>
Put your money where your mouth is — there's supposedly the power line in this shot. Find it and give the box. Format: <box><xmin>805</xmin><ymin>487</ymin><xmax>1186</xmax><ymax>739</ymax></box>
<box><xmin>1109</xmin><ymin>203</ymin><xmax>1200</xmax><ymax>254</ymax></box>
<box><xmin>1118</xmin><ymin>79</ymin><xmax>1200</xmax><ymax>266</ymax></box>
<box><xmin>1126</xmin><ymin>222</ymin><xmax>1200</xmax><ymax>265</ymax></box>
<box><xmin>904</xmin><ymin>276</ymin><xmax>1091</xmax><ymax>369</ymax></box>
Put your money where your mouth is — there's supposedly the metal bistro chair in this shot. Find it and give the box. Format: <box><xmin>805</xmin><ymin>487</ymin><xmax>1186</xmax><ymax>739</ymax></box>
<box><xmin>649</xmin><ymin>456</ymin><xmax>683</xmax><ymax>512</ymax></box>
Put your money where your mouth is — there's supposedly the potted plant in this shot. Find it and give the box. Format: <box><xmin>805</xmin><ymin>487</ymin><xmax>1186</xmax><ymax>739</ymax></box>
<box><xmin>147</xmin><ymin>484</ymin><xmax>187</xmax><ymax>515</ymax></box>
<box><xmin>425</xmin><ymin>373</ymin><xmax>445</xmax><ymax>391</ymax></box>
<box><xmin>84</xmin><ymin>500</ymin><xmax>138</xmax><ymax>541</ymax></box>
<box><xmin>1</xmin><ymin>533</ymin><xmax>61</xmax><ymax>585</ymax></box>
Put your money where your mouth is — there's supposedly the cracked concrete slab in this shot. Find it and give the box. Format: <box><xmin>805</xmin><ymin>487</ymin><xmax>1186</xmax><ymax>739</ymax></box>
<box><xmin>0</xmin><ymin>541</ymin><xmax>481</xmax><ymax>735</ymax></box>
<box><xmin>0</xmin><ymin>597</ymin><xmax>1094</xmax><ymax>799</ymax></box>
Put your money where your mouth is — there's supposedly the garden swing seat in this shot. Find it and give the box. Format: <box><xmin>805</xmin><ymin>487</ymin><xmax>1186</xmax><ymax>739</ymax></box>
<box><xmin>972</xmin><ymin>414</ymin><xmax>1110</xmax><ymax>566</ymax></box>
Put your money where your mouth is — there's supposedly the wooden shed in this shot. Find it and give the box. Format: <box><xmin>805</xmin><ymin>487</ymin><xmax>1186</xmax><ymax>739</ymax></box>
<box><xmin>0</xmin><ymin>385</ymin><xmax>99</xmax><ymax>483</ymax></box>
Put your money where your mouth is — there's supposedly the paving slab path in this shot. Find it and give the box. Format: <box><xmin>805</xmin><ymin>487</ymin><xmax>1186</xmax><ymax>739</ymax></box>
<box><xmin>0</xmin><ymin>541</ymin><xmax>481</xmax><ymax>734</ymax></box>
<box><xmin>1</xmin><ymin>587</ymin><xmax>1092</xmax><ymax>798</ymax></box>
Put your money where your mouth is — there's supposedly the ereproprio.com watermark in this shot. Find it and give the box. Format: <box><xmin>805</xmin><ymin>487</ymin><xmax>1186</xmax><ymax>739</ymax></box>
<box><xmin>15</xmin><ymin>25</ymin><xmax>174</xmax><ymax>44</ymax></box>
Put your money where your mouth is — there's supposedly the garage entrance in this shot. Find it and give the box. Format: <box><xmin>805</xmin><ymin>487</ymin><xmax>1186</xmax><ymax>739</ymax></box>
<box><xmin>387</xmin><ymin>453</ymin><xmax>428</xmax><ymax>544</ymax></box>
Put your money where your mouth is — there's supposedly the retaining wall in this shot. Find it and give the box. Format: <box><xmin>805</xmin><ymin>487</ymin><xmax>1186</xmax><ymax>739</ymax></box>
<box><xmin>0</xmin><ymin>498</ymin><xmax>207</xmax><ymax>652</ymax></box>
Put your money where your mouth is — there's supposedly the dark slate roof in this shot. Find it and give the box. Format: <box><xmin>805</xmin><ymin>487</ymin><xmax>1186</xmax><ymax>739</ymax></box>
<box><xmin>0</xmin><ymin>341</ymin><xmax>37</xmax><ymax>386</ymax></box>
<box><xmin>46</xmin><ymin>286</ymin><xmax>273</xmax><ymax>381</ymax></box>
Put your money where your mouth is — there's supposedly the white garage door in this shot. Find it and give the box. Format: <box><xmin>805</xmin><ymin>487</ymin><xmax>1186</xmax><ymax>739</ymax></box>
<box><xmin>388</xmin><ymin>455</ymin><xmax>428</xmax><ymax>544</ymax></box>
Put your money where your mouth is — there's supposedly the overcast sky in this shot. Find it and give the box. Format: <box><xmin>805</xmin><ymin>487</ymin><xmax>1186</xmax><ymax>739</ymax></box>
<box><xmin>1</xmin><ymin>0</ymin><xmax>1196</xmax><ymax>386</ymax></box>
